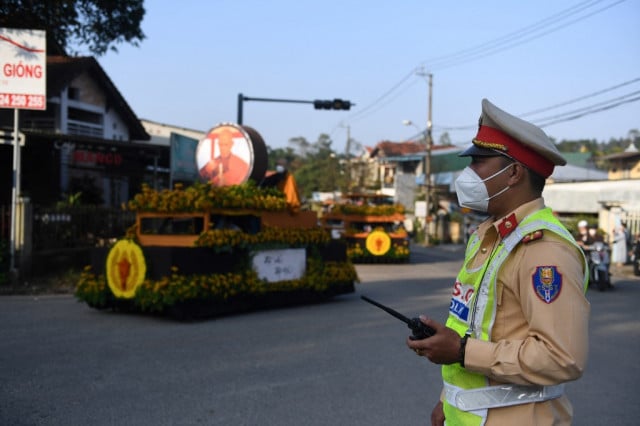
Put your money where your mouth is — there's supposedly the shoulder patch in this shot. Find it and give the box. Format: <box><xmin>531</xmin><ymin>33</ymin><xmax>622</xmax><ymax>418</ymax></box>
<box><xmin>532</xmin><ymin>266</ymin><xmax>562</xmax><ymax>304</ymax></box>
<box><xmin>522</xmin><ymin>230</ymin><xmax>543</xmax><ymax>244</ymax></box>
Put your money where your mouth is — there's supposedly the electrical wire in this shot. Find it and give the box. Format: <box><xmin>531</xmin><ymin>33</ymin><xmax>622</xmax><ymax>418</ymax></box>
<box><xmin>334</xmin><ymin>0</ymin><xmax>626</xmax><ymax>133</ymax></box>
<box><xmin>437</xmin><ymin>78</ymin><xmax>640</xmax><ymax>133</ymax></box>
<box><xmin>534</xmin><ymin>90</ymin><xmax>640</xmax><ymax>127</ymax></box>
<box><xmin>423</xmin><ymin>0</ymin><xmax>626</xmax><ymax>71</ymax></box>
<box><xmin>520</xmin><ymin>77</ymin><xmax>640</xmax><ymax>117</ymax></box>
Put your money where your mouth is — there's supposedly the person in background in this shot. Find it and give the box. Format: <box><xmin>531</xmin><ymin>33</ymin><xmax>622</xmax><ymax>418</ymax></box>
<box><xmin>575</xmin><ymin>220</ymin><xmax>593</xmax><ymax>248</ymax></box>
<box><xmin>633</xmin><ymin>233</ymin><xmax>640</xmax><ymax>276</ymax></box>
<box><xmin>406</xmin><ymin>98</ymin><xmax>590</xmax><ymax>426</ymax></box>
<box><xmin>588</xmin><ymin>227</ymin><xmax>603</xmax><ymax>243</ymax></box>
<box><xmin>611</xmin><ymin>224</ymin><xmax>628</xmax><ymax>266</ymax></box>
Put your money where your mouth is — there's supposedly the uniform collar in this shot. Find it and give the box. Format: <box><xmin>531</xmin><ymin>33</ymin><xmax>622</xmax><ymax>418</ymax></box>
<box><xmin>491</xmin><ymin>198</ymin><xmax>545</xmax><ymax>239</ymax></box>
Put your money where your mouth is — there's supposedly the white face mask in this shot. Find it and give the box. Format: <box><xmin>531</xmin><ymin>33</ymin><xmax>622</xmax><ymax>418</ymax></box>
<box><xmin>454</xmin><ymin>163</ymin><xmax>513</xmax><ymax>212</ymax></box>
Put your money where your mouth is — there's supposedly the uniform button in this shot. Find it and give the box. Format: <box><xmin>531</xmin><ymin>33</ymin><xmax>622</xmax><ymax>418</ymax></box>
<box><xmin>481</xmin><ymin>247</ymin><xmax>487</xmax><ymax>253</ymax></box>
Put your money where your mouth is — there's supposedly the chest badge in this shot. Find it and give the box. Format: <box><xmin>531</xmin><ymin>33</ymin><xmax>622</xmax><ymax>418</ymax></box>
<box><xmin>532</xmin><ymin>266</ymin><xmax>562</xmax><ymax>304</ymax></box>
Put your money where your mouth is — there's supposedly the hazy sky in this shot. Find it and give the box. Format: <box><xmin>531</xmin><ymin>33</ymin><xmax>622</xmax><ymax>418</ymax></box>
<box><xmin>96</xmin><ymin>0</ymin><xmax>640</xmax><ymax>153</ymax></box>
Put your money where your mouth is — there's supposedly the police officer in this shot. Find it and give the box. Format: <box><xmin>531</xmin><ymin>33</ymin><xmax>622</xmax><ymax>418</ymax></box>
<box><xmin>407</xmin><ymin>99</ymin><xmax>590</xmax><ymax>426</ymax></box>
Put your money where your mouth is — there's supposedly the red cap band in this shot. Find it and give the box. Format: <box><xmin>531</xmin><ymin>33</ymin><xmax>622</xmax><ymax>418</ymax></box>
<box><xmin>474</xmin><ymin>125</ymin><xmax>554</xmax><ymax>177</ymax></box>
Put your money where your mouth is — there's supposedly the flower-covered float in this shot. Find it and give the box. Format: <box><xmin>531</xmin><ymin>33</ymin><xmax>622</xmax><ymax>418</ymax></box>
<box><xmin>75</xmin><ymin>124</ymin><xmax>358</xmax><ymax>319</ymax></box>
<box><xmin>320</xmin><ymin>193</ymin><xmax>410</xmax><ymax>263</ymax></box>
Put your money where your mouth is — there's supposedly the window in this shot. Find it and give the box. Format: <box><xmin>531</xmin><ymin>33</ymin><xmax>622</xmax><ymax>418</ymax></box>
<box><xmin>68</xmin><ymin>107</ymin><xmax>102</xmax><ymax>125</ymax></box>
<box><xmin>68</xmin><ymin>87</ymin><xmax>80</xmax><ymax>100</ymax></box>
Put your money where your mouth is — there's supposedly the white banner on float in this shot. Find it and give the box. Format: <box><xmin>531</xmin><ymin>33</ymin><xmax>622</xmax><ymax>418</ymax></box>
<box><xmin>252</xmin><ymin>249</ymin><xmax>306</xmax><ymax>283</ymax></box>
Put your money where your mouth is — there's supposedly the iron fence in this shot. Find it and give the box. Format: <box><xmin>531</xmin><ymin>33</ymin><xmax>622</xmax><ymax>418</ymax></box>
<box><xmin>31</xmin><ymin>205</ymin><xmax>135</xmax><ymax>251</ymax></box>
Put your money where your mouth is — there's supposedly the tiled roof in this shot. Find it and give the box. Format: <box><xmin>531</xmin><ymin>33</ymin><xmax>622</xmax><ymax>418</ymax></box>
<box><xmin>47</xmin><ymin>56</ymin><xmax>149</xmax><ymax>140</ymax></box>
<box><xmin>369</xmin><ymin>140</ymin><xmax>460</xmax><ymax>158</ymax></box>
<box><xmin>370</xmin><ymin>141</ymin><xmax>425</xmax><ymax>157</ymax></box>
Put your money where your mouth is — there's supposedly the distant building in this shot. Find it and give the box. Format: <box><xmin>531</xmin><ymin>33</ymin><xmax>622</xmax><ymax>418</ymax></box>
<box><xmin>602</xmin><ymin>142</ymin><xmax>640</xmax><ymax>180</ymax></box>
<box><xmin>138</xmin><ymin>119</ymin><xmax>205</xmax><ymax>147</ymax></box>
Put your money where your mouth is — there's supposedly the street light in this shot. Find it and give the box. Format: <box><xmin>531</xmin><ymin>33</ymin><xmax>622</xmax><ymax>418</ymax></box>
<box><xmin>403</xmin><ymin>119</ymin><xmax>431</xmax><ymax>245</ymax></box>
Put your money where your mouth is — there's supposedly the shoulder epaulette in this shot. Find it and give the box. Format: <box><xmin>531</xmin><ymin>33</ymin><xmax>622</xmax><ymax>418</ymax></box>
<box><xmin>522</xmin><ymin>230</ymin><xmax>544</xmax><ymax>244</ymax></box>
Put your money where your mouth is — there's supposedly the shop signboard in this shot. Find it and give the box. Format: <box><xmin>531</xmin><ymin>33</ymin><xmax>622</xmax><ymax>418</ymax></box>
<box><xmin>0</xmin><ymin>28</ymin><xmax>46</xmax><ymax>110</ymax></box>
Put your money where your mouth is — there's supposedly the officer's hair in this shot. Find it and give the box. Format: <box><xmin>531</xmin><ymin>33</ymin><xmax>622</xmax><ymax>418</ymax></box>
<box><xmin>498</xmin><ymin>155</ymin><xmax>545</xmax><ymax>194</ymax></box>
<box><xmin>528</xmin><ymin>170</ymin><xmax>546</xmax><ymax>193</ymax></box>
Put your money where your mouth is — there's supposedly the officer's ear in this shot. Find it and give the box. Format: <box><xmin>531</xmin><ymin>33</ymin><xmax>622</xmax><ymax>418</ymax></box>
<box><xmin>507</xmin><ymin>162</ymin><xmax>527</xmax><ymax>185</ymax></box>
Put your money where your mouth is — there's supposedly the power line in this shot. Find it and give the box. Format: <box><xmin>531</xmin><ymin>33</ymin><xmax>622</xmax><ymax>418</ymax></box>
<box><xmin>424</xmin><ymin>0</ymin><xmax>627</xmax><ymax>71</ymax></box>
<box><xmin>438</xmin><ymin>77</ymin><xmax>640</xmax><ymax>132</ymax></box>
<box><xmin>421</xmin><ymin>0</ymin><xmax>609</xmax><ymax>70</ymax></box>
<box><xmin>334</xmin><ymin>0</ymin><xmax>625</xmax><ymax>132</ymax></box>
<box><xmin>343</xmin><ymin>69</ymin><xmax>416</xmax><ymax>122</ymax></box>
<box><xmin>535</xmin><ymin>90</ymin><xmax>640</xmax><ymax>127</ymax></box>
<box><xmin>520</xmin><ymin>77</ymin><xmax>640</xmax><ymax>116</ymax></box>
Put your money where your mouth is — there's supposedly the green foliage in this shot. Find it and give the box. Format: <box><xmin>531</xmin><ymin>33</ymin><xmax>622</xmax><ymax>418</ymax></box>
<box><xmin>438</xmin><ymin>132</ymin><xmax>453</xmax><ymax>146</ymax></box>
<box><xmin>288</xmin><ymin>134</ymin><xmax>346</xmax><ymax>198</ymax></box>
<box><xmin>127</xmin><ymin>181</ymin><xmax>287</xmax><ymax>213</ymax></box>
<box><xmin>267</xmin><ymin>146</ymin><xmax>297</xmax><ymax>171</ymax></box>
<box><xmin>559</xmin><ymin>215</ymin><xmax>597</xmax><ymax>238</ymax></box>
<box><xmin>556</xmin><ymin>131</ymin><xmax>640</xmax><ymax>157</ymax></box>
<box><xmin>56</xmin><ymin>192</ymin><xmax>82</xmax><ymax>208</ymax></box>
<box><xmin>76</xmin><ymin>259</ymin><xmax>358</xmax><ymax>313</ymax></box>
<box><xmin>0</xmin><ymin>0</ymin><xmax>146</xmax><ymax>56</ymax></box>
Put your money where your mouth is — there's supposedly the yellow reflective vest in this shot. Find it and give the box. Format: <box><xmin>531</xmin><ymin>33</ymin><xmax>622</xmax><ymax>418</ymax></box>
<box><xmin>442</xmin><ymin>208</ymin><xmax>588</xmax><ymax>425</ymax></box>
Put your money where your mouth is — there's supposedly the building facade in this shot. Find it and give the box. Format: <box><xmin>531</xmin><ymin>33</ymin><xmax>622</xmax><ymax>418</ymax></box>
<box><xmin>0</xmin><ymin>55</ymin><xmax>168</xmax><ymax>208</ymax></box>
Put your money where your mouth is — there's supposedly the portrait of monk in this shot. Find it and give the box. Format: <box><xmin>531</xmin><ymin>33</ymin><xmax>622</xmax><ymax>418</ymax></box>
<box><xmin>198</xmin><ymin>127</ymin><xmax>251</xmax><ymax>186</ymax></box>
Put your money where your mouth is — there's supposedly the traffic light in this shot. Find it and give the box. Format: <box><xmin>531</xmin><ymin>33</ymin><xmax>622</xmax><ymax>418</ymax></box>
<box><xmin>313</xmin><ymin>100</ymin><xmax>332</xmax><ymax>110</ymax></box>
<box><xmin>313</xmin><ymin>98</ymin><xmax>352</xmax><ymax>110</ymax></box>
<box><xmin>332</xmin><ymin>98</ymin><xmax>351</xmax><ymax>110</ymax></box>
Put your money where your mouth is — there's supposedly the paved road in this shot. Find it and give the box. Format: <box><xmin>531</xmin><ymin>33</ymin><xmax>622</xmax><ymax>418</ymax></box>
<box><xmin>0</xmin><ymin>245</ymin><xmax>638</xmax><ymax>425</ymax></box>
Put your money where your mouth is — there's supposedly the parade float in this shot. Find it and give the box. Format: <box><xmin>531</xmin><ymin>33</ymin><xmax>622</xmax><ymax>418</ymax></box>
<box><xmin>75</xmin><ymin>124</ymin><xmax>357</xmax><ymax>319</ymax></box>
<box><xmin>320</xmin><ymin>193</ymin><xmax>410</xmax><ymax>263</ymax></box>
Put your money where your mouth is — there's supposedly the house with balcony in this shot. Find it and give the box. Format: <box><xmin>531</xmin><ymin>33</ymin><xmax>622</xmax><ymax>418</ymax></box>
<box><xmin>365</xmin><ymin>140</ymin><xmax>425</xmax><ymax>209</ymax></box>
<box><xmin>0</xmin><ymin>55</ymin><xmax>168</xmax><ymax>208</ymax></box>
<box><xmin>363</xmin><ymin>140</ymin><xmax>469</xmax><ymax>210</ymax></box>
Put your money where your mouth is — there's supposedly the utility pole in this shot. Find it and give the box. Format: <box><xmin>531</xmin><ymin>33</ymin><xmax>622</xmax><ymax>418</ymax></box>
<box><xmin>416</xmin><ymin>68</ymin><xmax>433</xmax><ymax>245</ymax></box>
<box><xmin>343</xmin><ymin>124</ymin><xmax>351</xmax><ymax>193</ymax></box>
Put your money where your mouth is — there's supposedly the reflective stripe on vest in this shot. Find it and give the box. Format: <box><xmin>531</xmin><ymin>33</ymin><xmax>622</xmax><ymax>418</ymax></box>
<box><xmin>444</xmin><ymin>382</ymin><xmax>565</xmax><ymax>412</ymax></box>
<box><xmin>441</xmin><ymin>208</ymin><xmax>588</xmax><ymax>426</ymax></box>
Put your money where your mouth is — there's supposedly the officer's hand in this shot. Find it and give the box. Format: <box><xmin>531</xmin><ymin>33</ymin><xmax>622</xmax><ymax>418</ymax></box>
<box><xmin>431</xmin><ymin>400</ymin><xmax>445</xmax><ymax>426</ymax></box>
<box><xmin>406</xmin><ymin>317</ymin><xmax>463</xmax><ymax>365</ymax></box>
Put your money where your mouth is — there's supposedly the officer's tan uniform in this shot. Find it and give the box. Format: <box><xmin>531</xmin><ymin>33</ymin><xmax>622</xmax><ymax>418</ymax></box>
<box><xmin>437</xmin><ymin>98</ymin><xmax>590</xmax><ymax>425</ymax></box>
<box><xmin>463</xmin><ymin>198</ymin><xmax>590</xmax><ymax>425</ymax></box>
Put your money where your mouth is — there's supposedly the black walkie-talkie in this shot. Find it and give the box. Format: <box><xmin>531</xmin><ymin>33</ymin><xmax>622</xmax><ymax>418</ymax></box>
<box><xmin>361</xmin><ymin>295</ymin><xmax>435</xmax><ymax>340</ymax></box>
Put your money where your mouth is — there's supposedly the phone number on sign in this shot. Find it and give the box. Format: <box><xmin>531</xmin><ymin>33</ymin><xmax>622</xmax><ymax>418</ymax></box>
<box><xmin>0</xmin><ymin>93</ymin><xmax>46</xmax><ymax>109</ymax></box>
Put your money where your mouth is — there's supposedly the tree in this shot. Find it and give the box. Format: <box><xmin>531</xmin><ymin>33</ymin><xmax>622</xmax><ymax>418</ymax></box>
<box><xmin>0</xmin><ymin>0</ymin><xmax>146</xmax><ymax>56</ymax></box>
<box><xmin>287</xmin><ymin>134</ymin><xmax>344</xmax><ymax>198</ymax></box>
<box><xmin>438</xmin><ymin>132</ymin><xmax>452</xmax><ymax>147</ymax></box>
<box><xmin>266</xmin><ymin>146</ymin><xmax>298</xmax><ymax>171</ymax></box>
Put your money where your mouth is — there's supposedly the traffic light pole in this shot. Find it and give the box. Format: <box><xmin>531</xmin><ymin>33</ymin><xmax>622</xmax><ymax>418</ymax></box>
<box><xmin>237</xmin><ymin>93</ymin><xmax>352</xmax><ymax>125</ymax></box>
